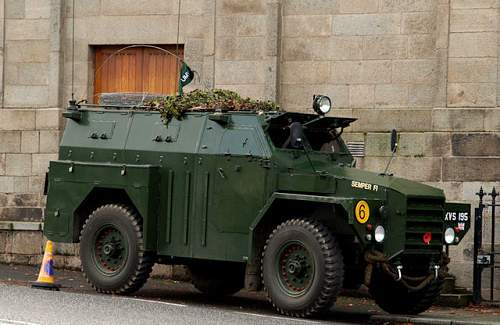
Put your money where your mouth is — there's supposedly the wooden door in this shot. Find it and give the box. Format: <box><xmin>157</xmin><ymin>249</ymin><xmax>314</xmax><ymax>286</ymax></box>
<box><xmin>94</xmin><ymin>45</ymin><xmax>183</xmax><ymax>103</ymax></box>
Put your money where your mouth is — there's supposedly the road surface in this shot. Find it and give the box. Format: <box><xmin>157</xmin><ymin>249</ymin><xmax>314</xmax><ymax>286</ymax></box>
<box><xmin>1</xmin><ymin>264</ymin><xmax>499</xmax><ymax>325</ymax></box>
<box><xmin>0</xmin><ymin>283</ymin><xmax>362</xmax><ymax>325</ymax></box>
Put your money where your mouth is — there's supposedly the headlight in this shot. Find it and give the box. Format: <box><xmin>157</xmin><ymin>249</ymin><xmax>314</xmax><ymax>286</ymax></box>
<box><xmin>444</xmin><ymin>227</ymin><xmax>455</xmax><ymax>244</ymax></box>
<box><xmin>374</xmin><ymin>225</ymin><xmax>385</xmax><ymax>243</ymax></box>
<box><xmin>313</xmin><ymin>95</ymin><xmax>332</xmax><ymax>115</ymax></box>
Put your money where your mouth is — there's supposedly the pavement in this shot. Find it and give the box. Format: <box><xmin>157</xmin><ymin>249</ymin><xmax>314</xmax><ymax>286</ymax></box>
<box><xmin>0</xmin><ymin>263</ymin><xmax>499</xmax><ymax>325</ymax></box>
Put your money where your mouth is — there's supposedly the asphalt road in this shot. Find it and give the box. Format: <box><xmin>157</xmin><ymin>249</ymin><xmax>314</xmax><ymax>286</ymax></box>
<box><xmin>1</xmin><ymin>264</ymin><xmax>498</xmax><ymax>325</ymax></box>
<box><xmin>0</xmin><ymin>283</ymin><xmax>360</xmax><ymax>325</ymax></box>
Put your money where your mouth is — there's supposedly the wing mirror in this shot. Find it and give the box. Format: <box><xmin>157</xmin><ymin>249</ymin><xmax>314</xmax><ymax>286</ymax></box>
<box><xmin>383</xmin><ymin>129</ymin><xmax>398</xmax><ymax>176</ymax></box>
<box><xmin>390</xmin><ymin>129</ymin><xmax>398</xmax><ymax>153</ymax></box>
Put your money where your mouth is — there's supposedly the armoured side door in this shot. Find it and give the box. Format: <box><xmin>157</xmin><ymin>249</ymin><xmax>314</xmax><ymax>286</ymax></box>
<box><xmin>192</xmin><ymin>116</ymin><xmax>271</xmax><ymax>261</ymax></box>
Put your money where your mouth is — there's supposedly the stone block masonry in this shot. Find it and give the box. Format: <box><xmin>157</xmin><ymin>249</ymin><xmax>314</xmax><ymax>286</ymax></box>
<box><xmin>447</xmin><ymin>3</ymin><xmax>498</xmax><ymax>107</ymax></box>
<box><xmin>281</xmin><ymin>1</ymin><xmax>445</xmax><ymax>112</ymax></box>
<box><xmin>0</xmin><ymin>0</ymin><xmax>497</xmax><ymax>292</ymax></box>
<box><xmin>0</xmin><ymin>108</ymin><xmax>60</xmax><ymax>208</ymax></box>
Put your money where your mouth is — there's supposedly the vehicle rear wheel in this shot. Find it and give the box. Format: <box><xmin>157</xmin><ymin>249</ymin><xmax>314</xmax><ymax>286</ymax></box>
<box><xmin>369</xmin><ymin>269</ymin><xmax>443</xmax><ymax>314</ymax></box>
<box><xmin>189</xmin><ymin>262</ymin><xmax>245</xmax><ymax>296</ymax></box>
<box><xmin>262</xmin><ymin>219</ymin><xmax>344</xmax><ymax>317</ymax></box>
<box><xmin>79</xmin><ymin>204</ymin><xmax>154</xmax><ymax>294</ymax></box>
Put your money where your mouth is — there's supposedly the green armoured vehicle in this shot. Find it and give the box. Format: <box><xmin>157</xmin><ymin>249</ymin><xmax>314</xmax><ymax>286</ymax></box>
<box><xmin>43</xmin><ymin>95</ymin><xmax>470</xmax><ymax>317</ymax></box>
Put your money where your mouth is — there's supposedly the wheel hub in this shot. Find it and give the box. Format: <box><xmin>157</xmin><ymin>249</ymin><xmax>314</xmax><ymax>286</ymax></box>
<box><xmin>93</xmin><ymin>225</ymin><xmax>127</xmax><ymax>274</ymax></box>
<box><xmin>287</xmin><ymin>260</ymin><xmax>302</xmax><ymax>275</ymax></box>
<box><xmin>277</xmin><ymin>241</ymin><xmax>314</xmax><ymax>296</ymax></box>
<box><xmin>102</xmin><ymin>243</ymin><xmax>116</xmax><ymax>256</ymax></box>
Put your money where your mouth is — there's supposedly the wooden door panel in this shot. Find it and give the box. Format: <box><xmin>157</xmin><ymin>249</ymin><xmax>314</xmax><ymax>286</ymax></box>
<box><xmin>143</xmin><ymin>47</ymin><xmax>182</xmax><ymax>95</ymax></box>
<box><xmin>94</xmin><ymin>45</ymin><xmax>183</xmax><ymax>103</ymax></box>
<box><xmin>95</xmin><ymin>47</ymin><xmax>143</xmax><ymax>103</ymax></box>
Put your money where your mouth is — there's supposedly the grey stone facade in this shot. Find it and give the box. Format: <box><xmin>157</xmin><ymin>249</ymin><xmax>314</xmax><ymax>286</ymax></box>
<box><xmin>0</xmin><ymin>0</ymin><xmax>498</xmax><ymax>290</ymax></box>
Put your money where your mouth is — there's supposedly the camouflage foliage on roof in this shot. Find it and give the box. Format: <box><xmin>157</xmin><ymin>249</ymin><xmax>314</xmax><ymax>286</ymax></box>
<box><xmin>146</xmin><ymin>89</ymin><xmax>280</xmax><ymax>123</ymax></box>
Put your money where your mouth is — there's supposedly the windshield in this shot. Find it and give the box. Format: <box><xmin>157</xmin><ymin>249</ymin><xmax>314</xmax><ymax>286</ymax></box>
<box><xmin>267</xmin><ymin>118</ymin><xmax>348</xmax><ymax>154</ymax></box>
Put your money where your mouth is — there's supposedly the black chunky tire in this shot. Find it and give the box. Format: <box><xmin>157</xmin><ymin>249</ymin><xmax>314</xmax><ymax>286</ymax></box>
<box><xmin>261</xmin><ymin>219</ymin><xmax>344</xmax><ymax>318</ymax></box>
<box><xmin>189</xmin><ymin>262</ymin><xmax>245</xmax><ymax>296</ymax></box>
<box><xmin>79</xmin><ymin>204</ymin><xmax>154</xmax><ymax>294</ymax></box>
<box><xmin>369</xmin><ymin>270</ymin><xmax>444</xmax><ymax>315</ymax></box>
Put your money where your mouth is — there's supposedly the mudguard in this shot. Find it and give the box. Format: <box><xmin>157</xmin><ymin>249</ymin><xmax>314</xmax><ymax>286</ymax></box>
<box><xmin>248</xmin><ymin>192</ymin><xmax>384</xmax><ymax>260</ymax></box>
<box><xmin>44</xmin><ymin>160</ymin><xmax>160</xmax><ymax>250</ymax></box>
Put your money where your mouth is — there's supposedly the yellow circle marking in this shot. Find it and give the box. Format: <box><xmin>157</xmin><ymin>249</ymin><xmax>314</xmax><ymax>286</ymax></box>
<box><xmin>355</xmin><ymin>200</ymin><xmax>370</xmax><ymax>224</ymax></box>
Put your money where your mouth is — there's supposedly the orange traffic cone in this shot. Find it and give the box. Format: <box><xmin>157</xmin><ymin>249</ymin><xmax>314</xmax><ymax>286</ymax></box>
<box><xmin>31</xmin><ymin>240</ymin><xmax>60</xmax><ymax>291</ymax></box>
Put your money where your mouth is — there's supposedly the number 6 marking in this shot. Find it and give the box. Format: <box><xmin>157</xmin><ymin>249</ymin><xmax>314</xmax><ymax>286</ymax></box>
<box><xmin>355</xmin><ymin>200</ymin><xmax>370</xmax><ymax>224</ymax></box>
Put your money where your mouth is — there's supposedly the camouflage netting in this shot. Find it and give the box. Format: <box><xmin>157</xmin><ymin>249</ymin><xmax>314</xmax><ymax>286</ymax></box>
<box><xmin>145</xmin><ymin>89</ymin><xmax>280</xmax><ymax>123</ymax></box>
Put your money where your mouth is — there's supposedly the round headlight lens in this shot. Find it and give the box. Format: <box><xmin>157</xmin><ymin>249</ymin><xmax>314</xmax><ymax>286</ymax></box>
<box><xmin>444</xmin><ymin>227</ymin><xmax>455</xmax><ymax>244</ymax></box>
<box><xmin>374</xmin><ymin>225</ymin><xmax>385</xmax><ymax>243</ymax></box>
<box><xmin>313</xmin><ymin>95</ymin><xmax>332</xmax><ymax>115</ymax></box>
<box><xmin>318</xmin><ymin>96</ymin><xmax>331</xmax><ymax>114</ymax></box>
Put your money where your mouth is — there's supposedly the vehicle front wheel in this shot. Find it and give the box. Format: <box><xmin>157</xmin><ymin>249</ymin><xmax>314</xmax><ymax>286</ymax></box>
<box><xmin>79</xmin><ymin>204</ymin><xmax>154</xmax><ymax>294</ymax></box>
<box><xmin>369</xmin><ymin>269</ymin><xmax>444</xmax><ymax>314</ymax></box>
<box><xmin>262</xmin><ymin>219</ymin><xmax>344</xmax><ymax>318</ymax></box>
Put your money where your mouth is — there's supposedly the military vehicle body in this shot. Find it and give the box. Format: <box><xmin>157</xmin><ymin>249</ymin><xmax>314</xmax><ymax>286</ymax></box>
<box><xmin>44</xmin><ymin>97</ymin><xmax>471</xmax><ymax>317</ymax></box>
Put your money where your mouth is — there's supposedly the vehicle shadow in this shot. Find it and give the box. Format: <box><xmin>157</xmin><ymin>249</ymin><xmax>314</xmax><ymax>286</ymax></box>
<box><xmin>132</xmin><ymin>282</ymin><xmax>375</xmax><ymax>324</ymax></box>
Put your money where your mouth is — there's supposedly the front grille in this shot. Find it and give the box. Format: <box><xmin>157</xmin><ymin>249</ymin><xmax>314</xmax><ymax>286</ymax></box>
<box><xmin>405</xmin><ymin>197</ymin><xmax>444</xmax><ymax>253</ymax></box>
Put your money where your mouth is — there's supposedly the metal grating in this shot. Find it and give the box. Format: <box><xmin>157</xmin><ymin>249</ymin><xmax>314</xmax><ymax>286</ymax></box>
<box><xmin>347</xmin><ymin>141</ymin><xmax>365</xmax><ymax>157</ymax></box>
<box><xmin>99</xmin><ymin>92</ymin><xmax>163</xmax><ymax>106</ymax></box>
<box><xmin>405</xmin><ymin>197</ymin><xmax>444</xmax><ymax>253</ymax></box>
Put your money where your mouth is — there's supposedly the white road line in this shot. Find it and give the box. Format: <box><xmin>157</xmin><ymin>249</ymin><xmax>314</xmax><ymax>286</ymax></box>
<box><xmin>233</xmin><ymin>311</ymin><xmax>324</xmax><ymax>324</ymax></box>
<box><xmin>119</xmin><ymin>297</ymin><xmax>188</xmax><ymax>307</ymax></box>
<box><xmin>118</xmin><ymin>297</ymin><xmax>323</xmax><ymax>323</ymax></box>
<box><xmin>119</xmin><ymin>297</ymin><xmax>322</xmax><ymax>323</ymax></box>
<box><xmin>0</xmin><ymin>319</ymin><xmax>41</xmax><ymax>325</ymax></box>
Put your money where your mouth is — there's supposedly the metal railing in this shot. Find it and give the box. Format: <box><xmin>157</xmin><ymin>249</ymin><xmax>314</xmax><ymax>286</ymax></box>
<box><xmin>472</xmin><ymin>187</ymin><xmax>498</xmax><ymax>304</ymax></box>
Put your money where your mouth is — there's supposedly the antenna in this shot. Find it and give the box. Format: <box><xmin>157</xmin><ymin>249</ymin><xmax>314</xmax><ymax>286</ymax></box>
<box><xmin>289</xmin><ymin>122</ymin><xmax>316</xmax><ymax>173</ymax></box>
<box><xmin>300</xmin><ymin>138</ymin><xmax>317</xmax><ymax>173</ymax></box>
<box><xmin>175</xmin><ymin>0</ymin><xmax>182</xmax><ymax>95</ymax></box>
<box><xmin>71</xmin><ymin>0</ymin><xmax>75</xmax><ymax>101</ymax></box>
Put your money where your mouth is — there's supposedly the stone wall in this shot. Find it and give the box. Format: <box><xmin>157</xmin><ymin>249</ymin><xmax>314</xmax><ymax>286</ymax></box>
<box><xmin>276</xmin><ymin>0</ymin><xmax>499</xmax><ymax>288</ymax></box>
<box><xmin>0</xmin><ymin>0</ymin><xmax>498</xmax><ymax>290</ymax></box>
<box><xmin>0</xmin><ymin>0</ymin><xmax>61</xmax><ymax>226</ymax></box>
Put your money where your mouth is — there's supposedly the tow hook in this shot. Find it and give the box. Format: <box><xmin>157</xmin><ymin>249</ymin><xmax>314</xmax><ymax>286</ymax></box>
<box><xmin>395</xmin><ymin>265</ymin><xmax>403</xmax><ymax>282</ymax></box>
<box><xmin>433</xmin><ymin>265</ymin><xmax>440</xmax><ymax>280</ymax></box>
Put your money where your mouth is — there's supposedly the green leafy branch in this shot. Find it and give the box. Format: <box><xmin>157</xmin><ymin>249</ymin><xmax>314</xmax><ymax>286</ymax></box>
<box><xmin>145</xmin><ymin>89</ymin><xmax>280</xmax><ymax>123</ymax></box>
